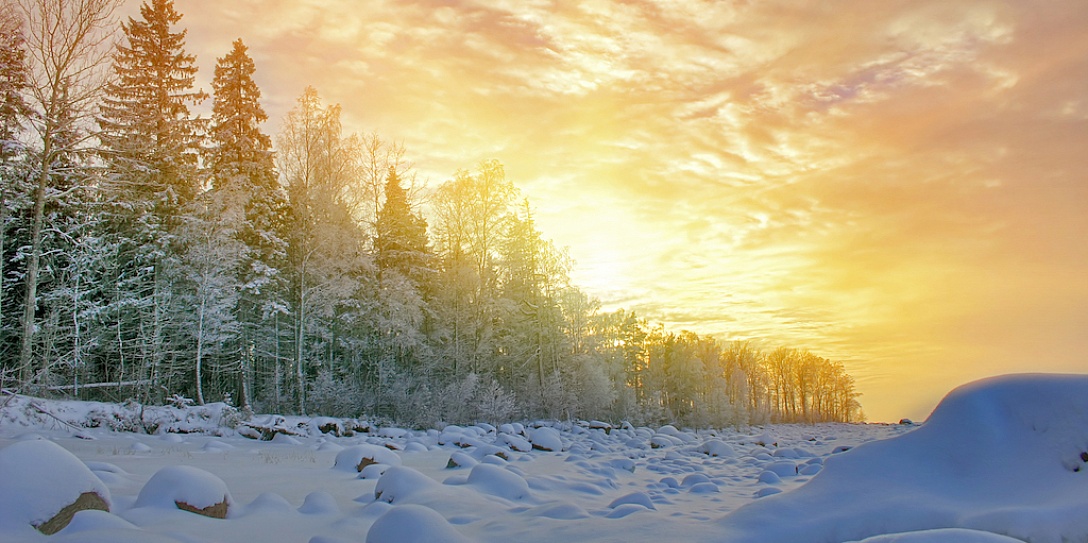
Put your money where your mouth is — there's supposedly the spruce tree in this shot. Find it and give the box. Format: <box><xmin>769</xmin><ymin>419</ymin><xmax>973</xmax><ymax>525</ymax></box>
<box><xmin>95</xmin><ymin>0</ymin><xmax>204</xmax><ymax>401</ymax></box>
<box><xmin>0</xmin><ymin>10</ymin><xmax>28</xmax><ymax>365</ymax></box>
<box><xmin>375</xmin><ymin>166</ymin><xmax>431</xmax><ymax>284</ymax></box>
<box><xmin>98</xmin><ymin>0</ymin><xmax>206</xmax><ymax>211</ymax></box>
<box><xmin>206</xmin><ymin>38</ymin><xmax>285</xmax><ymax>409</ymax></box>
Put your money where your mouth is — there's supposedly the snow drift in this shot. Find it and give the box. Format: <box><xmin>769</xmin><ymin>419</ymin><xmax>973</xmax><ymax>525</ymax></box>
<box><xmin>720</xmin><ymin>373</ymin><xmax>1088</xmax><ymax>542</ymax></box>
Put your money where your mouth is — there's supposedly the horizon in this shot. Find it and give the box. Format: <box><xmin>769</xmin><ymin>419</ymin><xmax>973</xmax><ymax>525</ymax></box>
<box><xmin>124</xmin><ymin>0</ymin><xmax>1087</xmax><ymax>422</ymax></box>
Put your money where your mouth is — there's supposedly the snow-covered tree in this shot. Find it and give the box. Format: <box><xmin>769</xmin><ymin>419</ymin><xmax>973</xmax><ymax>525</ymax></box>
<box><xmin>0</xmin><ymin>6</ymin><xmax>29</xmax><ymax>361</ymax></box>
<box><xmin>11</xmin><ymin>0</ymin><xmax>120</xmax><ymax>385</ymax></box>
<box><xmin>206</xmin><ymin>37</ymin><xmax>284</xmax><ymax>410</ymax></box>
<box><xmin>277</xmin><ymin>86</ymin><xmax>372</xmax><ymax>415</ymax></box>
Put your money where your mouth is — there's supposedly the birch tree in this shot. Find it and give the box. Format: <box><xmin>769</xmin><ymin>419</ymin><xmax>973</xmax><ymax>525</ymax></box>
<box><xmin>12</xmin><ymin>0</ymin><xmax>119</xmax><ymax>386</ymax></box>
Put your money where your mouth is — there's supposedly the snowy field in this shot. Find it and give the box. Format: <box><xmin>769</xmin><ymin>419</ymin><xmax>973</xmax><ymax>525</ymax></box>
<box><xmin>1</xmin><ymin>373</ymin><xmax>1087</xmax><ymax>543</ymax></box>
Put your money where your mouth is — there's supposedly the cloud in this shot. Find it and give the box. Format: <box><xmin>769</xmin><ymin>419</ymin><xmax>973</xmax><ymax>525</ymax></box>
<box><xmin>146</xmin><ymin>0</ymin><xmax>1088</xmax><ymax>421</ymax></box>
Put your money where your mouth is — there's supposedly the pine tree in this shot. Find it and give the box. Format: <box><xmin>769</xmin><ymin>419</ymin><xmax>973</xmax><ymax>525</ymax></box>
<box><xmin>95</xmin><ymin>0</ymin><xmax>204</xmax><ymax>400</ymax></box>
<box><xmin>375</xmin><ymin>166</ymin><xmax>431</xmax><ymax>285</ymax></box>
<box><xmin>98</xmin><ymin>0</ymin><xmax>206</xmax><ymax>211</ymax></box>
<box><xmin>207</xmin><ymin>38</ymin><xmax>284</xmax><ymax>409</ymax></box>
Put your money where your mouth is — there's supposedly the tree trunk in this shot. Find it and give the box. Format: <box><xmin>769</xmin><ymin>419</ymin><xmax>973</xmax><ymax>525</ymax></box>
<box><xmin>18</xmin><ymin>136</ymin><xmax>50</xmax><ymax>384</ymax></box>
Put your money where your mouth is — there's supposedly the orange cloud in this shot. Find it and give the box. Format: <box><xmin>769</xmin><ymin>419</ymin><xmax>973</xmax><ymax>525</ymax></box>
<box><xmin>150</xmin><ymin>0</ymin><xmax>1088</xmax><ymax>421</ymax></box>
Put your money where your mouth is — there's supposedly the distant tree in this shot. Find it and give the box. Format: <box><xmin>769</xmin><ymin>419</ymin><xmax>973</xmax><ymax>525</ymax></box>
<box><xmin>432</xmin><ymin>160</ymin><xmax>517</xmax><ymax>376</ymax></box>
<box><xmin>374</xmin><ymin>166</ymin><xmax>431</xmax><ymax>285</ymax></box>
<box><xmin>277</xmin><ymin>86</ymin><xmax>371</xmax><ymax>415</ymax></box>
<box><xmin>173</xmin><ymin>189</ymin><xmax>246</xmax><ymax>405</ymax></box>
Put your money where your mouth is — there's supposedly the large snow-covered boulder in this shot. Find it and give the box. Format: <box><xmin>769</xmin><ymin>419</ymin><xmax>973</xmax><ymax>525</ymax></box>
<box><xmin>134</xmin><ymin>465</ymin><xmax>233</xmax><ymax>519</ymax></box>
<box><xmin>0</xmin><ymin>439</ymin><xmax>111</xmax><ymax>534</ymax></box>
<box><xmin>365</xmin><ymin>504</ymin><xmax>471</xmax><ymax>543</ymax></box>
<box><xmin>528</xmin><ymin>427</ymin><xmax>563</xmax><ymax>451</ymax></box>
<box><xmin>721</xmin><ymin>373</ymin><xmax>1088</xmax><ymax>543</ymax></box>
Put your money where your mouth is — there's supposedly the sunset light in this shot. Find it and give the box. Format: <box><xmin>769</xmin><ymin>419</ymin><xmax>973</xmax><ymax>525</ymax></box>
<box><xmin>156</xmin><ymin>0</ymin><xmax>1088</xmax><ymax>421</ymax></box>
<box><xmin>3</xmin><ymin>2</ymin><xmax>1088</xmax><ymax>540</ymax></box>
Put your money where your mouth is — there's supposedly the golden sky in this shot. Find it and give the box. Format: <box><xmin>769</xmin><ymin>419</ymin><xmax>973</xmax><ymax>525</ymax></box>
<box><xmin>154</xmin><ymin>0</ymin><xmax>1088</xmax><ymax>421</ymax></box>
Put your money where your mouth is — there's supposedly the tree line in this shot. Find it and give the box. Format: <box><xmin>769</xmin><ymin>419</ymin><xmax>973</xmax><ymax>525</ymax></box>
<box><xmin>0</xmin><ymin>0</ymin><xmax>862</xmax><ymax>426</ymax></box>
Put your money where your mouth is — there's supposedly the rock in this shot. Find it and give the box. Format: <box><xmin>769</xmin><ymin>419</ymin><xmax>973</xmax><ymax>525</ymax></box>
<box><xmin>528</xmin><ymin>427</ymin><xmax>563</xmax><ymax>452</ymax></box>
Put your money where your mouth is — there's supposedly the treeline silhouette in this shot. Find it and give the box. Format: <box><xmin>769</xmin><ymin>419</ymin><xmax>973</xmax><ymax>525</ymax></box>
<box><xmin>0</xmin><ymin>0</ymin><xmax>862</xmax><ymax>426</ymax></box>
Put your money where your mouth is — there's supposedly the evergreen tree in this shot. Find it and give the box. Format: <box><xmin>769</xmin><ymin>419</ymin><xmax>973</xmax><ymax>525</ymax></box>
<box><xmin>208</xmin><ymin>38</ymin><xmax>273</xmax><ymax>184</ymax></box>
<box><xmin>0</xmin><ymin>7</ymin><xmax>29</xmax><ymax>363</ymax></box>
<box><xmin>206</xmin><ymin>38</ymin><xmax>284</xmax><ymax>409</ymax></box>
<box><xmin>375</xmin><ymin>166</ymin><xmax>430</xmax><ymax>285</ymax></box>
<box><xmin>98</xmin><ymin>0</ymin><xmax>206</xmax><ymax>211</ymax></box>
<box><xmin>95</xmin><ymin>0</ymin><xmax>203</xmax><ymax>401</ymax></box>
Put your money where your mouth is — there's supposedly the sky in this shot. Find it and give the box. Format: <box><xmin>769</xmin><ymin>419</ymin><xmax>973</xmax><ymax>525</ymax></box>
<box><xmin>129</xmin><ymin>0</ymin><xmax>1088</xmax><ymax>422</ymax></box>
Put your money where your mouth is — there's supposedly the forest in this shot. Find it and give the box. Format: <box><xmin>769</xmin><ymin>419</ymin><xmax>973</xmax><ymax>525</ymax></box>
<box><xmin>0</xmin><ymin>0</ymin><xmax>862</xmax><ymax>427</ymax></box>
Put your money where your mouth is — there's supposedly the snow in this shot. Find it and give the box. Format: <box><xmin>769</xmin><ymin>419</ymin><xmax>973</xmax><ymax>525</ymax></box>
<box><xmin>365</xmin><ymin>504</ymin><xmax>472</xmax><ymax>543</ymax></box>
<box><xmin>1</xmin><ymin>373</ymin><xmax>1087</xmax><ymax>542</ymax></box>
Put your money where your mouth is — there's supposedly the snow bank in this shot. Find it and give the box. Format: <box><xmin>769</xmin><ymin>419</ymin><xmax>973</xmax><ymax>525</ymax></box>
<box><xmin>721</xmin><ymin>373</ymin><xmax>1088</xmax><ymax>543</ymax></box>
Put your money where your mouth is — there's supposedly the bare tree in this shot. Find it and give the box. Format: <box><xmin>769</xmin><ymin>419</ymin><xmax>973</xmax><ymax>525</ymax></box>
<box><xmin>13</xmin><ymin>0</ymin><xmax>120</xmax><ymax>385</ymax></box>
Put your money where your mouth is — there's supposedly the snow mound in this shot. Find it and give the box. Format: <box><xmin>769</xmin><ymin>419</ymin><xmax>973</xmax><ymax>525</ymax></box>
<box><xmin>333</xmin><ymin>444</ymin><xmax>402</xmax><ymax>472</ymax></box>
<box><xmin>0</xmin><ymin>439</ymin><xmax>111</xmax><ymax>534</ymax></box>
<box><xmin>722</xmin><ymin>373</ymin><xmax>1088</xmax><ymax>543</ymax></box>
<box><xmin>374</xmin><ymin>466</ymin><xmax>440</xmax><ymax>504</ymax></box>
<box><xmin>466</xmin><ymin>463</ymin><xmax>531</xmax><ymax>501</ymax></box>
<box><xmin>298</xmin><ymin>491</ymin><xmax>340</xmax><ymax>515</ymax></box>
<box><xmin>850</xmin><ymin>528</ymin><xmax>1027</xmax><ymax>543</ymax></box>
<box><xmin>365</xmin><ymin>504</ymin><xmax>471</xmax><ymax>543</ymax></box>
<box><xmin>134</xmin><ymin>465</ymin><xmax>233</xmax><ymax>518</ymax></box>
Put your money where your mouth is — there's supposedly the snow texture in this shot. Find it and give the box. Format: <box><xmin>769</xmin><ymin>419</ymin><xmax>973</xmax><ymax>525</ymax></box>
<box><xmin>2</xmin><ymin>373</ymin><xmax>1088</xmax><ymax>543</ymax></box>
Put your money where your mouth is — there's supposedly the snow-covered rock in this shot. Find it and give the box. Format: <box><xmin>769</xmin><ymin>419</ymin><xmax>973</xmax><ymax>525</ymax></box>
<box><xmin>333</xmin><ymin>444</ymin><xmax>402</xmax><ymax>472</ymax></box>
<box><xmin>0</xmin><ymin>439</ymin><xmax>111</xmax><ymax>534</ymax></box>
<box><xmin>374</xmin><ymin>466</ymin><xmax>440</xmax><ymax>504</ymax></box>
<box><xmin>466</xmin><ymin>463</ymin><xmax>531</xmax><ymax>501</ymax></box>
<box><xmin>134</xmin><ymin>465</ymin><xmax>233</xmax><ymax>518</ymax></box>
<box><xmin>528</xmin><ymin>427</ymin><xmax>563</xmax><ymax>451</ymax></box>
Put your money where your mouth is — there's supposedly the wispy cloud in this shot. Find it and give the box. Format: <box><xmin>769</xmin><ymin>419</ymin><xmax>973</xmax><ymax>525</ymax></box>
<box><xmin>155</xmin><ymin>0</ymin><xmax>1088</xmax><ymax>420</ymax></box>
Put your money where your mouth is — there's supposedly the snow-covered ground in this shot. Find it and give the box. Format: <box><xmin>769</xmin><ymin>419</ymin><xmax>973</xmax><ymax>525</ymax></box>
<box><xmin>1</xmin><ymin>373</ymin><xmax>1086</xmax><ymax>542</ymax></box>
